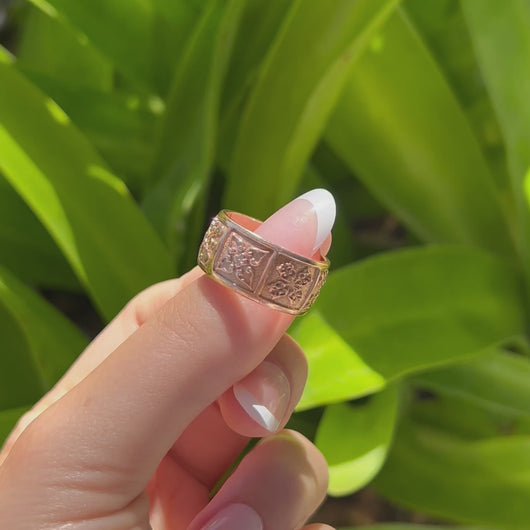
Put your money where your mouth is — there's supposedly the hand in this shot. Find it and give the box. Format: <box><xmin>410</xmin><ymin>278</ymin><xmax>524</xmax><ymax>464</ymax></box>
<box><xmin>0</xmin><ymin>190</ymin><xmax>336</xmax><ymax>530</ymax></box>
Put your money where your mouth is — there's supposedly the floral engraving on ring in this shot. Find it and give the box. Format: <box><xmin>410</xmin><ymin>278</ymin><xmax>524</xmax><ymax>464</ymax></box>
<box><xmin>199</xmin><ymin>218</ymin><xmax>225</xmax><ymax>268</ymax></box>
<box><xmin>268</xmin><ymin>261</ymin><xmax>313</xmax><ymax>305</ymax></box>
<box><xmin>302</xmin><ymin>268</ymin><xmax>328</xmax><ymax>312</ymax></box>
<box><xmin>217</xmin><ymin>233</ymin><xmax>269</xmax><ymax>290</ymax></box>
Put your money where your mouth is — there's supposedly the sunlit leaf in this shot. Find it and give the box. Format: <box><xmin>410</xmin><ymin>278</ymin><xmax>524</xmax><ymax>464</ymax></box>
<box><xmin>306</xmin><ymin>246</ymin><xmax>524</xmax><ymax>382</ymax></box>
<box><xmin>0</xmin><ymin>266</ymin><xmax>87</xmax><ymax>392</ymax></box>
<box><xmin>326</xmin><ymin>11</ymin><xmax>515</xmax><ymax>257</ymax></box>
<box><xmin>462</xmin><ymin>0</ymin><xmax>530</xmax><ymax>279</ymax></box>
<box><xmin>29</xmin><ymin>0</ymin><xmax>155</xmax><ymax>89</ymax></box>
<box><xmin>405</xmin><ymin>0</ymin><xmax>512</xmax><ymax>200</ymax></box>
<box><xmin>218</xmin><ymin>0</ymin><xmax>293</xmax><ymax>167</ymax></box>
<box><xmin>17</xmin><ymin>6</ymin><xmax>112</xmax><ymax>91</ymax></box>
<box><xmin>316</xmin><ymin>385</ymin><xmax>399</xmax><ymax>496</ymax></box>
<box><xmin>225</xmin><ymin>0</ymin><xmax>399</xmax><ymax>219</ymax></box>
<box><xmin>290</xmin><ymin>310</ymin><xmax>385</xmax><ymax>410</ymax></box>
<box><xmin>0</xmin><ymin>62</ymin><xmax>172</xmax><ymax>320</ymax></box>
<box><xmin>414</xmin><ymin>349</ymin><xmax>530</xmax><ymax>419</ymax></box>
<box><xmin>0</xmin><ymin>174</ymin><xmax>78</xmax><ymax>289</ymax></box>
<box><xmin>19</xmin><ymin>79</ymin><xmax>160</xmax><ymax>192</ymax></box>
<box><xmin>143</xmin><ymin>0</ymin><xmax>244</xmax><ymax>270</ymax></box>
<box><xmin>376</xmin><ymin>419</ymin><xmax>530</xmax><ymax>528</ymax></box>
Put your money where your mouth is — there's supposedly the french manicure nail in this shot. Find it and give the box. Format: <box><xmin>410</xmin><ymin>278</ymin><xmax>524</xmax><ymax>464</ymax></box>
<box><xmin>233</xmin><ymin>361</ymin><xmax>290</xmax><ymax>432</ymax></box>
<box><xmin>297</xmin><ymin>188</ymin><xmax>336</xmax><ymax>253</ymax></box>
<box><xmin>200</xmin><ymin>503</ymin><xmax>263</xmax><ymax>530</ymax></box>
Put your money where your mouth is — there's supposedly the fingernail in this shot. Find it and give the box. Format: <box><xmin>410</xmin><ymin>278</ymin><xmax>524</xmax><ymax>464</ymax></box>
<box><xmin>199</xmin><ymin>503</ymin><xmax>263</xmax><ymax>530</ymax></box>
<box><xmin>233</xmin><ymin>361</ymin><xmax>290</xmax><ymax>432</ymax></box>
<box><xmin>297</xmin><ymin>188</ymin><xmax>336</xmax><ymax>253</ymax></box>
<box><xmin>256</xmin><ymin>188</ymin><xmax>336</xmax><ymax>258</ymax></box>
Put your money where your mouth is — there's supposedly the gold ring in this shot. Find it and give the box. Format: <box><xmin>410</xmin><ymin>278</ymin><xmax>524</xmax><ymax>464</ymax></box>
<box><xmin>197</xmin><ymin>210</ymin><xmax>329</xmax><ymax>315</ymax></box>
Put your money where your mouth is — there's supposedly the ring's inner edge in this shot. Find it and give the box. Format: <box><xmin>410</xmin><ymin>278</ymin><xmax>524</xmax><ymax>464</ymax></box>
<box><xmin>225</xmin><ymin>210</ymin><xmax>327</xmax><ymax>263</ymax></box>
<box><xmin>227</xmin><ymin>211</ymin><xmax>262</xmax><ymax>232</ymax></box>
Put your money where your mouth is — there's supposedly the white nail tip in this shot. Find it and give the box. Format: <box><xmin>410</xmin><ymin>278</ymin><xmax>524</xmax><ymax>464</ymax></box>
<box><xmin>233</xmin><ymin>386</ymin><xmax>280</xmax><ymax>432</ymax></box>
<box><xmin>297</xmin><ymin>188</ymin><xmax>336</xmax><ymax>253</ymax></box>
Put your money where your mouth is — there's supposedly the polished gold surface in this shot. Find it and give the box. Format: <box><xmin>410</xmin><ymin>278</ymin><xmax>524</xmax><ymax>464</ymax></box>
<box><xmin>198</xmin><ymin>210</ymin><xmax>330</xmax><ymax>315</ymax></box>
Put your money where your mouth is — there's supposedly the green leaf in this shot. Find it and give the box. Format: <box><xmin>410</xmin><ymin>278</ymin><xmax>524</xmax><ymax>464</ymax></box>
<box><xmin>414</xmin><ymin>350</ymin><xmax>530</xmax><ymax>420</ymax></box>
<box><xmin>150</xmin><ymin>0</ymin><xmax>205</xmax><ymax>95</ymax></box>
<box><xmin>29</xmin><ymin>0</ymin><xmax>155</xmax><ymax>90</ymax></box>
<box><xmin>0</xmin><ymin>174</ymin><xmax>78</xmax><ymax>289</ymax></box>
<box><xmin>19</xmin><ymin>78</ymin><xmax>160</xmax><ymax>192</ymax></box>
<box><xmin>0</xmin><ymin>46</ymin><xmax>13</xmax><ymax>64</ymax></box>
<box><xmin>316</xmin><ymin>385</ymin><xmax>399</xmax><ymax>496</ymax></box>
<box><xmin>462</xmin><ymin>0</ymin><xmax>530</xmax><ymax>185</ymax></box>
<box><xmin>375</xmin><ymin>419</ymin><xmax>530</xmax><ymax>528</ymax></box>
<box><xmin>0</xmin><ymin>407</ymin><xmax>30</xmax><ymax>446</ymax></box>
<box><xmin>404</xmin><ymin>0</ymin><xmax>512</xmax><ymax>196</ymax></box>
<box><xmin>0</xmin><ymin>299</ymin><xmax>44</xmax><ymax>409</ymax></box>
<box><xmin>289</xmin><ymin>310</ymin><xmax>385</xmax><ymax>410</ymax></box>
<box><xmin>313</xmin><ymin>246</ymin><xmax>525</xmax><ymax>380</ymax></box>
<box><xmin>325</xmin><ymin>11</ymin><xmax>515</xmax><ymax>257</ymax></box>
<box><xmin>342</xmin><ymin>526</ymin><xmax>490</xmax><ymax>530</ymax></box>
<box><xmin>0</xmin><ymin>61</ymin><xmax>172</xmax><ymax>320</ymax></box>
<box><xmin>409</xmin><ymin>389</ymin><xmax>530</xmax><ymax>442</ymax></box>
<box><xmin>218</xmin><ymin>0</ymin><xmax>293</xmax><ymax>167</ymax></box>
<box><xmin>462</xmin><ymin>0</ymin><xmax>530</xmax><ymax>279</ymax></box>
<box><xmin>291</xmin><ymin>246</ymin><xmax>525</xmax><ymax>409</ymax></box>
<box><xmin>17</xmin><ymin>6</ymin><xmax>112</xmax><ymax>91</ymax></box>
<box><xmin>143</xmin><ymin>0</ymin><xmax>244</xmax><ymax>267</ymax></box>
<box><xmin>0</xmin><ymin>266</ymin><xmax>88</xmax><ymax>392</ymax></box>
<box><xmin>224</xmin><ymin>0</ymin><xmax>399</xmax><ymax>219</ymax></box>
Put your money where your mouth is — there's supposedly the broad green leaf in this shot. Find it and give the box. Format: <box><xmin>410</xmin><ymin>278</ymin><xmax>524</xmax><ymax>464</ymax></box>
<box><xmin>415</xmin><ymin>350</ymin><xmax>530</xmax><ymax>419</ymax></box>
<box><xmin>17</xmin><ymin>6</ymin><xmax>112</xmax><ymax>91</ymax></box>
<box><xmin>312</xmin><ymin>246</ymin><xmax>525</xmax><ymax>380</ymax></box>
<box><xmin>143</xmin><ymin>0</ymin><xmax>244</xmax><ymax>268</ymax></box>
<box><xmin>0</xmin><ymin>61</ymin><xmax>172</xmax><ymax>320</ymax></box>
<box><xmin>375</xmin><ymin>420</ymin><xmax>530</xmax><ymax>528</ymax></box>
<box><xmin>218</xmin><ymin>0</ymin><xmax>293</xmax><ymax>167</ymax></box>
<box><xmin>291</xmin><ymin>246</ymin><xmax>525</xmax><ymax>408</ymax></box>
<box><xmin>0</xmin><ymin>407</ymin><xmax>30</xmax><ymax>446</ymax></box>
<box><xmin>150</xmin><ymin>0</ymin><xmax>204</xmax><ymax>95</ymax></box>
<box><xmin>325</xmin><ymin>11</ymin><xmax>515</xmax><ymax>257</ymax></box>
<box><xmin>18</xmin><ymin>77</ymin><xmax>160</xmax><ymax>192</ymax></box>
<box><xmin>316</xmin><ymin>385</ymin><xmax>399</xmax><ymax>496</ymax></box>
<box><xmin>344</xmin><ymin>526</ymin><xmax>489</xmax><ymax>530</ymax></box>
<box><xmin>0</xmin><ymin>300</ymin><xmax>44</xmax><ymax>409</ymax></box>
<box><xmin>409</xmin><ymin>389</ymin><xmax>530</xmax><ymax>442</ymax></box>
<box><xmin>405</xmin><ymin>0</ymin><xmax>513</xmax><ymax>199</ymax></box>
<box><xmin>0</xmin><ymin>174</ymin><xmax>78</xmax><ymax>289</ymax></box>
<box><xmin>225</xmin><ymin>0</ymin><xmax>399</xmax><ymax>219</ymax></box>
<box><xmin>30</xmin><ymin>0</ymin><xmax>155</xmax><ymax>90</ymax></box>
<box><xmin>0</xmin><ymin>266</ymin><xmax>87</xmax><ymax>392</ymax></box>
<box><xmin>289</xmin><ymin>311</ymin><xmax>385</xmax><ymax>410</ymax></box>
<box><xmin>462</xmin><ymin>0</ymin><xmax>530</xmax><ymax>280</ymax></box>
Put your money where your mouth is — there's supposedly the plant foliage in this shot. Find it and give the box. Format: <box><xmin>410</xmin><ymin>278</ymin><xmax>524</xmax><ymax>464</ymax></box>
<box><xmin>1</xmin><ymin>0</ymin><xmax>529</xmax><ymax>527</ymax></box>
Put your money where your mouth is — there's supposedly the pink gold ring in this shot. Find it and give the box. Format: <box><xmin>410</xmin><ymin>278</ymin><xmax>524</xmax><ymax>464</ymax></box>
<box><xmin>197</xmin><ymin>210</ymin><xmax>330</xmax><ymax>315</ymax></box>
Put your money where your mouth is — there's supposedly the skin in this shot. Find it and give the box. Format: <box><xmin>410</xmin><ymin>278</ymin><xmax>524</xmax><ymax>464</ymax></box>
<box><xmin>0</xmin><ymin>200</ymin><xmax>334</xmax><ymax>530</ymax></box>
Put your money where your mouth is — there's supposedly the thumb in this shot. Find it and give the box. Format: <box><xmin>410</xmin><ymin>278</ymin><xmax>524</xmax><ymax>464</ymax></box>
<box><xmin>0</xmin><ymin>189</ymin><xmax>335</xmax><ymax>514</ymax></box>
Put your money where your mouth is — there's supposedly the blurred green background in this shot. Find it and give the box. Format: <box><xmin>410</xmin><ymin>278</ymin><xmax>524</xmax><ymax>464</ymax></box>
<box><xmin>1</xmin><ymin>0</ymin><xmax>530</xmax><ymax>527</ymax></box>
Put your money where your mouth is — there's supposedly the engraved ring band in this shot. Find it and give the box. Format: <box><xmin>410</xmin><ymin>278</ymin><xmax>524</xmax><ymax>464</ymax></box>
<box><xmin>197</xmin><ymin>210</ymin><xmax>330</xmax><ymax>316</ymax></box>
